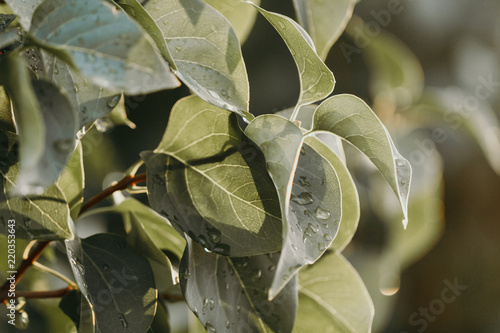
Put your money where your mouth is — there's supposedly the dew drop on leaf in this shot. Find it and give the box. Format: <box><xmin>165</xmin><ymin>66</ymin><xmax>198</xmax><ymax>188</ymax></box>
<box><xmin>205</xmin><ymin>323</ymin><xmax>216</xmax><ymax>333</ymax></box>
<box><xmin>207</xmin><ymin>228</ymin><xmax>221</xmax><ymax>244</ymax></box>
<box><xmin>102</xmin><ymin>264</ymin><xmax>109</xmax><ymax>271</ymax></box>
<box><xmin>314</xmin><ymin>206</ymin><xmax>330</xmax><ymax>220</ymax></box>
<box><xmin>107</xmin><ymin>95</ymin><xmax>120</xmax><ymax>109</ymax></box>
<box><xmin>182</xmin><ymin>268</ymin><xmax>190</xmax><ymax>280</ymax></box>
<box><xmin>324</xmin><ymin>234</ymin><xmax>332</xmax><ymax>241</ymax></box>
<box><xmin>252</xmin><ymin>269</ymin><xmax>262</xmax><ymax>281</ymax></box>
<box><xmin>290</xmin><ymin>192</ymin><xmax>313</xmax><ymax>205</ymax></box>
<box><xmin>298</xmin><ymin>176</ymin><xmax>311</xmax><ymax>187</ymax></box>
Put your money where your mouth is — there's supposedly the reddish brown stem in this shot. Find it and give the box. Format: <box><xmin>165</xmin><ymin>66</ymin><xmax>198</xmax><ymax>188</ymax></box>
<box><xmin>80</xmin><ymin>172</ymin><xmax>147</xmax><ymax>214</ymax></box>
<box><xmin>15</xmin><ymin>286</ymin><xmax>74</xmax><ymax>299</ymax></box>
<box><xmin>1</xmin><ymin>173</ymin><xmax>147</xmax><ymax>303</ymax></box>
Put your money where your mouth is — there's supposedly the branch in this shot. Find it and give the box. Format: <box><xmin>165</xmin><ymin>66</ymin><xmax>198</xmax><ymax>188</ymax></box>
<box><xmin>14</xmin><ymin>286</ymin><xmax>74</xmax><ymax>299</ymax></box>
<box><xmin>0</xmin><ymin>173</ymin><xmax>147</xmax><ymax>304</ymax></box>
<box><xmin>80</xmin><ymin>172</ymin><xmax>147</xmax><ymax>214</ymax></box>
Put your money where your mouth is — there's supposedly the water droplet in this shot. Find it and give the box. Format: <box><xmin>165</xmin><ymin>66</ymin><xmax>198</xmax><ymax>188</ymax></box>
<box><xmin>209</xmin><ymin>24</ymin><xmax>217</xmax><ymax>32</ymax></box>
<box><xmin>396</xmin><ymin>159</ymin><xmax>406</xmax><ymax>167</ymax></box>
<box><xmin>74</xmin><ymin>83</ymin><xmax>79</xmax><ymax>93</ymax></box>
<box><xmin>303</xmin><ymin>210</ymin><xmax>313</xmax><ymax>218</ymax></box>
<box><xmin>298</xmin><ymin>176</ymin><xmax>311</xmax><ymax>187</ymax></box>
<box><xmin>70</xmin><ymin>258</ymin><xmax>77</xmax><ymax>266</ymax></box>
<box><xmin>95</xmin><ymin>118</ymin><xmax>112</xmax><ymax>132</ymax></box>
<box><xmin>226</xmin><ymin>321</ymin><xmax>231</xmax><ymax>329</ymax></box>
<box><xmin>207</xmin><ymin>228</ymin><xmax>221</xmax><ymax>244</ymax></box>
<box><xmin>324</xmin><ymin>234</ymin><xmax>332</xmax><ymax>241</ymax></box>
<box><xmin>401</xmin><ymin>178</ymin><xmax>407</xmax><ymax>185</ymax></box>
<box><xmin>118</xmin><ymin>313</ymin><xmax>128</xmax><ymax>328</ymax></box>
<box><xmin>252</xmin><ymin>270</ymin><xmax>262</xmax><ymax>281</ymax></box>
<box><xmin>107</xmin><ymin>95</ymin><xmax>120</xmax><ymax>108</ymax></box>
<box><xmin>54</xmin><ymin>138</ymin><xmax>74</xmax><ymax>154</ymax></box>
<box><xmin>221</xmin><ymin>89</ymin><xmax>227</xmax><ymax>96</ymax></box>
<box><xmin>208</xmin><ymin>90</ymin><xmax>220</xmax><ymax>99</ymax></box>
<box><xmin>318</xmin><ymin>243</ymin><xmax>326</xmax><ymax>251</ymax></box>
<box><xmin>315</xmin><ymin>206</ymin><xmax>330</xmax><ymax>220</ymax></box>
<box><xmin>300</xmin><ymin>147</ymin><xmax>306</xmax><ymax>155</ymax></box>
<box><xmin>308</xmin><ymin>223</ymin><xmax>319</xmax><ymax>233</ymax></box>
<box><xmin>77</xmin><ymin>263</ymin><xmax>85</xmax><ymax>275</ymax></box>
<box><xmin>206</xmin><ymin>323</ymin><xmax>216</xmax><ymax>333</ymax></box>
<box><xmin>175</xmin><ymin>45</ymin><xmax>182</xmax><ymax>52</ymax></box>
<box><xmin>225</xmin><ymin>283</ymin><xmax>230</xmax><ymax>290</ymax></box>
<box><xmin>102</xmin><ymin>264</ymin><xmax>109</xmax><ymax>271</ymax></box>
<box><xmin>76</xmin><ymin>126</ymin><xmax>86</xmax><ymax>140</ymax></box>
<box><xmin>268</xmin><ymin>265</ymin><xmax>276</xmax><ymax>272</ymax></box>
<box><xmin>236</xmin><ymin>305</ymin><xmax>241</xmax><ymax>312</ymax></box>
<box><xmin>291</xmin><ymin>192</ymin><xmax>313</xmax><ymax>205</ymax></box>
<box><xmin>182</xmin><ymin>268</ymin><xmax>190</xmax><ymax>280</ymax></box>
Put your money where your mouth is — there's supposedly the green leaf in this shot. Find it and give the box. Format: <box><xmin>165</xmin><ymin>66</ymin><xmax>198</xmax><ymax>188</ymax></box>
<box><xmin>293</xmin><ymin>0</ymin><xmax>356</xmax><ymax>60</ymax></box>
<box><xmin>148</xmin><ymin>301</ymin><xmax>170</xmax><ymax>333</ymax></box>
<box><xmin>0</xmin><ymin>55</ymin><xmax>45</xmax><ymax>180</ymax></box>
<box><xmin>0</xmin><ymin>28</ymin><xmax>22</xmax><ymax>50</ymax></box>
<box><xmin>86</xmin><ymin>197</ymin><xmax>186</xmax><ymax>284</ymax></box>
<box><xmin>107</xmin><ymin>95</ymin><xmax>136</xmax><ymax>129</ymax></box>
<box><xmin>294</xmin><ymin>251</ymin><xmax>374</xmax><ymax>333</ymax></box>
<box><xmin>312</xmin><ymin>94</ymin><xmax>412</xmax><ymax>226</ymax></box>
<box><xmin>30</xmin><ymin>0</ymin><xmax>180</xmax><ymax>95</ymax></box>
<box><xmin>115</xmin><ymin>0</ymin><xmax>177</xmax><ymax>69</ymax></box>
<box><xmin>0</xmin><ymin>163</ymin><xmax>73</xmax><ymax>240</ymax></box>
<box><xmin>0</xmin><ymin>86</ymin><xmax>14</xmax><ymax>132</ymax></box>
<box><xmin>66</xmin><ymin>233</ymin><xmax>157</xmax><ymax>333</ymax></box>
<box><xmin>4</xmin><ymin>0</ymin><xmax>42</xmax><ymax>30</ymax></box>
<box><xmin>305</xmin><ymin>137</ymin><xmax>359</xmax><ymax>252</ymax></box>
<box><xmin>16</xmin><ymin>78</ymin><xmax>78</xmax><ymax>194</ymax></box>
<box><xmin>144</xmin><ymin>0</ymin><xmax>250</xmax><ymax>114</ymax></box>
<box><xmin>42</xmin><ymin>53</ymin><xmax>123</xmax><ymax>127</ymax></box>
<box><xmin>180</xmin><ymin>238</ymin><xmax>298</xmax><ymax>333</ymax></box>
<box><xmin>204</xmin><ymin>0</ymin><xmax>261</xmax><ymax>44</ymax></box>
<box><xmin>56</xmin><ymin>142</ymin><xmax>84</xmax><ymax>221</ymax></box>
<box><xmin>143</xmin><ymin>96</ymin><xmax>282</xmax><ymax>257</ymax></box>
<box><xmin>245</xmin><ymin>115</ymin><xmax>342</xmax><ymax>300</ymax></box>
<box><xmin>249</xmin><ymin>3</ymin><xmax>335</xmax><ymax>115</ymax></box>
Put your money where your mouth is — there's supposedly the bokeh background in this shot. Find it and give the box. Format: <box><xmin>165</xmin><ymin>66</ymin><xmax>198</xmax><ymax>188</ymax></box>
<box><xmin>96</xmin><ymin>0</ymin><xmax>500</xmax><ymax>332</ymax></box>
<box><xmin>2</xmin><ymin>0</ymin><xmax>499</xmax><ymax>332</ymax></box>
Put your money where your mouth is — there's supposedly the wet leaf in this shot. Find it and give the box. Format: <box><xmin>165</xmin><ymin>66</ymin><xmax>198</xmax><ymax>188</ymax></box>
<box><xmin>294</xmin><ymin>251</ymin><xmax>374</xmax><ymax>333</ymax></box>
<box><xmin>30</xmin><ymin>0</ymin><xmax>180</xmax><ymax>95</ymax></box>
<box><xmin>312</xmin><ymin>94</ymin><xmax>412</xmax><ymax>226</ymax></box>
<box><xmin>249</xmin><ymin>3</ymin><xmax>335</xmax><ymax>113</ymax></box>
<box><xmin>143</xmin><ymin>96</ymin><xmax>282</xmax><ymax>257</ymax></box>
<box><xmin>66</xmin><ymin>233</ymin><xmax>157</xmax><ymax>333</ymax></box>
<box><xmin>204</xmin><ymin>0</ymin><xmax>261</xmax><ymax>44</ymax></box>
<box><xmin>0</xmin><ymin>14</ymin><xmax>17</xmax><ymax>31</ymax></box>
<box><xmin>116</xmin><ymin>0</ymin><xmax>176</xmax><ymax>69</ymax></box>
<box><xmin>147</xmin><ymin>301</ymin><xmax>170</xmax><ymax>333</ymax></box>
<box><xmin>0</xmin><ymin>163</ymin><xmax>73</xmax><ymax>240</ymax></box>
<box><xmin>42</xmin><ymin>53</ymin><xmax>123</xmax><ymax>128</ymax></box>
<box><xmin>293</xmin><ymin>0</ymin><xmax>356</xmax><ymax>60</ymax></box>
<box><xmin>144</xmin><ymin>0</ymin><xmax>250</xmax><ymax>114</ymax></box>
<box><xmin>305</xmin><ymin>137</ymin><xmax>359</xmax><ymax>252</ymax></box>
<box><xmin>180</xmin><ymin>239</ymin><xmax>297</xmax><ymax>333</ymax></box>
<box><xmin>245</xmin><ymin>115</ymin><xmax>343</xmax><ymax>300</ymax></box>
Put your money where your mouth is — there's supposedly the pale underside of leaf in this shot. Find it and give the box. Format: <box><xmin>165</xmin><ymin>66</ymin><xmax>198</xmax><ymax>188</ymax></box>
<box><xmin>312</xmin><ymin>94</ymin><xmax>411</xmax><ymax>227</ymax></box>
<box><xmin>145</xmin><ymin>0</ymin><xmax>249</xmax><ymax>113</ymax></box>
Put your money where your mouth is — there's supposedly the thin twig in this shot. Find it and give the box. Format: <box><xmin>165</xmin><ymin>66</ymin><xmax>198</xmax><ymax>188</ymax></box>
<box><xmin>0</xmin><ymin>173</ymin><xmax>147</xmax><ymax>303</ymax></box>
<box><xmin>14</xmin><ymin>286</ymin><xmax>74</xmax><ymax>299</ymax></box>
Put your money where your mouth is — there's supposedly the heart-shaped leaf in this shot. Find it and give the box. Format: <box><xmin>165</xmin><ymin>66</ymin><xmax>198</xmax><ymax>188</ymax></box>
<box><xmin>144</xmin><ymin>0</ymin><xmax>250</xmax><ymax>114</ymax></box>
<box><xmin>30</xmin><ymin>0</ymin><xmax>180</xmax><ymax>95</ymax></box>
<box><xmin>143</xmin><ymin>96</ymin><xmax>282</xmax><ymax>257</ymax></box>
<box><xmin>312</xmin><ymin>94</ymin><xmax>412</xmax><ymax>227</ymax></box>
<box><xmin>180</xmin><ymin>238</ymin><xmax>297</xmax><ymax>333</ymax></box>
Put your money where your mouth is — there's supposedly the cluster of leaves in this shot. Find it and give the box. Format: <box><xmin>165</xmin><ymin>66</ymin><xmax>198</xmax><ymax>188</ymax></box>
<box><xmin>0</xmin><ymin>0</ymin><xmax>424</xmax><ymax>332</ymax></box>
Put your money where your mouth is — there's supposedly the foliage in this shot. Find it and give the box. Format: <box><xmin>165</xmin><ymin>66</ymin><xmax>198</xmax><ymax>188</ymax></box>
<box><xmin>3</xmin><ymin>0</ymin><xmax>496</xmax><ymax>332</ymax></box>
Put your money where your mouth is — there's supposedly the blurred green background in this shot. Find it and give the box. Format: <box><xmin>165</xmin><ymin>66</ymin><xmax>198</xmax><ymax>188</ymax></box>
<box><xmin>2</xmin><ymin>0</ymin><xmax>500</xmax><ymax>332</ymax></box>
